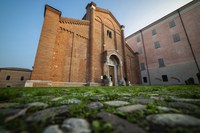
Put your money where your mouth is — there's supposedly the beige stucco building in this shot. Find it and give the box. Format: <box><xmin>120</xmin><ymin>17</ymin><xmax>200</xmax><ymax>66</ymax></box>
<box><xmin>0</xmin><ymin>67</ymin><xmax>32</xmax><ymax>87</ymax></box>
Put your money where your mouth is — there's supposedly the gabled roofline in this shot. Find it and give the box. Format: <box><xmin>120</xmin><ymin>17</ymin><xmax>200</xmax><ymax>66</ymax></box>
<box><xmin>0</xmin><ymin>67</ymin><xmax>32</xmax><ymax>72</ymax></box>
<box><xmin>44</xmin><ymin>4</ymin><xmax>62</xmax><ymax>17</ymax></box>
<box><xmin>125</xmin><ymin>43</ymin><xmax>138</xmax><ymax>55</ymax></box>
<box><xmin>83</xmin><ymin>2</ymin><xmax>122</xmax><ymax>27</ymax></box>
<box><xmin>95</xmin><ymin>7</ymin><xmax>121</xmax><ymax>27</ymax></box>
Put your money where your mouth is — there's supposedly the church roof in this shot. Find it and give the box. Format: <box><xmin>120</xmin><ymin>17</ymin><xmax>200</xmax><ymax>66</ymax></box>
<box><xmin>0</xmin><ymin>67</ymin><xmax>32</xmax><ymax>72</ymax></box>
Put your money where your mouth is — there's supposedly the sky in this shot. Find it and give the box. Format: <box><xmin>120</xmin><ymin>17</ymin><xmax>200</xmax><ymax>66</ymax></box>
<box><xmin>0</xmin><ymin>0</ymin><xmax>192</xmax><ymax>69</ymax></box>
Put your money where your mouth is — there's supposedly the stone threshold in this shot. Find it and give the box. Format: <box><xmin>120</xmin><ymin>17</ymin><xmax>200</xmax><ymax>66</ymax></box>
<box><xmin>25</xmin><ymin>80</ymin><xmax>88</xmax><ymax>87</ymax></box>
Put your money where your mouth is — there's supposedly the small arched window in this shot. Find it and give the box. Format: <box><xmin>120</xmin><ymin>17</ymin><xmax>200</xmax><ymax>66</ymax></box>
<box><xmin>6</xmin><ymin>75</ymin><xmax>10</xmax><ymax>80</ymax></box>
<box><xmin>21</xmin><ymin>76</ymin><xmax>24</xmax><ymax>81</ymax></box>
<box><xmin>107</xmin><ymin>30</ymin><xmax>112</xmax><ymax>38</ymax></box>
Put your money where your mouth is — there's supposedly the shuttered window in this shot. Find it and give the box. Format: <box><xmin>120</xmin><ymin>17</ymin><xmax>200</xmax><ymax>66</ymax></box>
<box><xmin>173</xmin><ymin>33</ymin><xmax>180</xmax><ymax>43</ymax></box>
<box><xmin>138</xmin><ymin>47</ymin><xmax>143</xmax><ymax>54</ymax></box>
<box><xmin>154</xmin><ymin>41</ymin><xmax>160</xmax><ymax>49</ymax></box>
<box><xmin>141</xmin><ymin>63</ymin><xmax>145</xmax><ymax>71</ymax></box>
<box><xmin>152</xmin><ymin>29</ymin><xmax>157</xmax><ymax>36</ymax></box>
<box><xmin>137</xmin><ymin>36</ymin><xmax>140</xmax><ymax>42</ymax></box>
<box><xmin>169</xmin><ymin>20</ymin><xmax>176</xmax><ymax>28</ymax></box>
<box><xmin>158</xmin><ymin>58</ymin><xmax>165</xmax><ymax>67</ymax></box>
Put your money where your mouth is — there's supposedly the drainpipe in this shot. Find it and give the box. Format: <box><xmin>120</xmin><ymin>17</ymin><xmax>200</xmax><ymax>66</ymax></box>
<box><xmin>140</xmin><ymin>30</ymin><xmax>151</xmax><ymax>85</ymax></box>
<box><xmin>178</xmin><ymin>9</ymin><xmax>200</xmax><ymax>83</ymax></box>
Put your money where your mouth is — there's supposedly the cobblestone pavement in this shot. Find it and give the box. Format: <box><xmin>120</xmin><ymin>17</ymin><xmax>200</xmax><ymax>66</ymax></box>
<box><xmin>0</xmin><ymin>86</ymin><xmax>200</xmax><ymax>133</ymax></box>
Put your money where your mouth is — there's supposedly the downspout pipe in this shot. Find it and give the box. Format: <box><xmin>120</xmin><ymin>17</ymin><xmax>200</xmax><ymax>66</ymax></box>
<box><xmin>178</xmin><ymin>9</ymin><xmax>200</xmax><ymax>82</ymax></box>
<box><xmin>140</xmin><ymin>30</ymin><xmax>151</xmax><ymax>85</ymax></box>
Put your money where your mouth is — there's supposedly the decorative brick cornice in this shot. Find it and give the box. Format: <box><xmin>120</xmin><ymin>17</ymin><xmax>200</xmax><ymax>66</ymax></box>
<box><xmin>59</xmin><ymin>27</ymin><xmax>88</xmax><ymax>40</ymax></box>
<box><xmin>59</xmin><ymin>27</ymin><xmax>73</xmax><ymax>34</ymax></box>
<box><xmin>76</xmin><ymin>34</ymin><xmax>88</xmax><ymax>40</ymax></box>
<box><xmin>59</xmin><ymin>17</ymin><xmax>90</xmax><ymax>26</ymax></box>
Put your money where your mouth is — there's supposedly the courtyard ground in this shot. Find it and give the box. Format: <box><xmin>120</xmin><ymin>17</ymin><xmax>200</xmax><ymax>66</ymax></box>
<box><xmin>0</xmin><ymin>85</ymin><xmax>200</xmax><ymax>133</ymax></box>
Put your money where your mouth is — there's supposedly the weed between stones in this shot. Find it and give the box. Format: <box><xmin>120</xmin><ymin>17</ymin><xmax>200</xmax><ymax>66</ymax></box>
<box><xmin>0</xmin><ymin>86</ymin><xmax>199</xmax><ymax>133</ymax></box>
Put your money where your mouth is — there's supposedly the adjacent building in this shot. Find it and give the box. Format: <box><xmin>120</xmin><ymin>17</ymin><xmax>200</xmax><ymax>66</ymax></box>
<box><xmin>126</xmin><ymin>0</ymin><xmax>200</xmax><ymax>85</ymax></box>
<box><xmin>0</xmin><ymin>67</ymin><xmax>32</xmax><ymax>87</ymax></box>
<box><xmin>27</xmin><ymin>2</ymin><xmax>140</xmax><ymax>87</ymax></box>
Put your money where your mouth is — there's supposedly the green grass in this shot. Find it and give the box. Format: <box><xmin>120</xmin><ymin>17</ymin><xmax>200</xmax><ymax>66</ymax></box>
<box><xmin>0</xmin><ymin>85</ymin><xmax>200</xmax><ymax>133</ymax></box>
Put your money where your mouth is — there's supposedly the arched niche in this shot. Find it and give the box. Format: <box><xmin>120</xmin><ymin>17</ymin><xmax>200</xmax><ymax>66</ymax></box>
<box><xmin>104</xmin><ymin>50</ymin><xmax>125</xmax><ymax>86</ymax></box>
<box><xmin>95</xmin><ymin>16</ymin><xmax>103</xmax><ymax>23</ymax></box>
<box><xmin>104</xmin><ymin>18</ymin><xmax>115</xmax><ymax>30</ymax></box>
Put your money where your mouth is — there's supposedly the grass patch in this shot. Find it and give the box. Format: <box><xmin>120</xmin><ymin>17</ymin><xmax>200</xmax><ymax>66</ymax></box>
<box><xmin>0</xmin><ymin>85</ymin><xmax>200</xmax><ymax>133</ymax></box>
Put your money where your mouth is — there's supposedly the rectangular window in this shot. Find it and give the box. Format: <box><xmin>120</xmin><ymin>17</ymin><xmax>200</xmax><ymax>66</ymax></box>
<box><xmin>143</xmin><ymin>77</ymin><xmax>148</xmax><ymax>83</ymax></box>
<box><xmin>152</xmin><ymin>29</ymin><xmax>157</xmax><ymax>36</ymax></box>
<box><xmin>154</xmin><ymin>41</ymin><xmax>160</xmax><ymax>49</ymax></box>
<box><xmin>138</xmin><ymin>47</ymin><xmax>143</xmax><ymax>54</ymax></box>
<box><xmin>173</xmin><ymin>33</ymin><xmax>180</xmax><ymax>43</ymax></box>
<box><xmin>162</xmin><ymin>75</ymin><xmax>168</xmax><ymax>82</ymax></box>
<box><xmin>137</xmin><ymin>37</ymin><xmax>140</xmax><ymax>43</ymax></box>
<box><xmin>158</xmin><ymin>58</ymin><xmax>165</xmax><ymax>67</ymax></box>
<box><xmin>169</xmin><ymin>20</ymin><xmax>176</xmax><ymax>28</ymax></box>
<box><xmin>107</xmin><ymin>30</ymin><xmax>112</xmax><ymax>38</ymax></box>
<box><xmin>141</xmin><ymin>63</ymin><xmax>146</xmax><ymax>71</ymax></box>
<box><xmin>21</xmin><ymin>76</ymin><xmax>24</xmax><ymax>81</ymax></box>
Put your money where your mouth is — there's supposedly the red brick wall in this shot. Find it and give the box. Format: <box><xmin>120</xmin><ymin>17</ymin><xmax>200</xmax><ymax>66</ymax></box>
<box><xmin>31</xmin><ymin>7</ymin><xmax>60</xmax><ymax>81</ymax></box>
<box><xmin>125</xmin><ymin>46</ymin><xmax>141</xmax><ymax>84</ymax></box>
<box><xmin>31</xmin><ymin>4</ymin><xmax>140</xmax><ymax>85</ymax></box>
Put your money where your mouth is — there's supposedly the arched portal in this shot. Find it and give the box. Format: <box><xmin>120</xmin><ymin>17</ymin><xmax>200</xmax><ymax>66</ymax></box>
<box><xmin>108</xmin><ymin>55</ymin><xmax>119</xmax><ymax>86</ymax></box>
<box><xmin>104</xmin><ymin>50</ymin><xmax>125</xmax><ymax>86</ymax></box>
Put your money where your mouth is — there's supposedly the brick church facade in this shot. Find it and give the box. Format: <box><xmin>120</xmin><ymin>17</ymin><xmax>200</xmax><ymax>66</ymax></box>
<box><xmin>26</xmin><ymin>2</ymin><xmax>140</xmax><ymax>87</ymax></box>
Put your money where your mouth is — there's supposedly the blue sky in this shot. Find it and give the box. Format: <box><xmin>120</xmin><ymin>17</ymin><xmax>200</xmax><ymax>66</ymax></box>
<box><xmin>0</xmin><ymin>0</ymin><xmax>192</xmax><ymax>69</ymax></box>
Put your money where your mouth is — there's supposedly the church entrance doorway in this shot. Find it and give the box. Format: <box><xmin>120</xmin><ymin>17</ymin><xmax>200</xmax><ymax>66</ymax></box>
<box><xmin>109</xmin><ymin>66</ymin><xmax>115</xmax><ymax>85</ymax></box>
<box><xmin>108</xmin><ymin>55</ymin><xmax>119</xmax><ymax>86</ymax></box>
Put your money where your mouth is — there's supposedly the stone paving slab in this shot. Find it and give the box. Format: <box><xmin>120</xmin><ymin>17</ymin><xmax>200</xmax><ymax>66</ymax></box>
<box><xmin>62</xmin><ymin>118</ymin><xmax>91</xmax><ymax>133</ymax></box>
<box><xmin>117</xmin><ymin>104</ymin><xmax>146</xmax><ymax>113</ymax></box>
<box><xmin>87</xmin><ymin>102</ymin><xmax>104</xmax><ymax>110</ymax></box>
<box><xmin>132</xmin><ymin>98</ymin><xmax>154</xmax><ymax>104</ymax></box>
<box><xmin>146</xmin><ymin>113</ymin><xmax>200</xmax><ymax>127</ymax></box>
<box><xmin>0</xmin><ymin>109</ymin><xmax>22</xmax><ymax>118</ymax></box>
<box><xmin>1</xmin><ymin>87</ymin><xmax>200</xmax><ymax>133</ymax></box>
<box><xmin>26</xmin><ymin>102</ymin><xmax>48</xmax><ymax>108</ymax></box>
<box><xmin>0</xmin><ymin>103</ymin><xmax>19</xmax><ymax>109</ymax></box>
<box><xmin>104</xmin><ymin>101</ymin><xmax>130</xmax><ymax>106</ymax></box>
<box><xmin>172</xmin><ymin>98</ymin><xmax>200</xmax><ymax>102</ymax></box>
<box><xmin>98</xmin><ymin>112</ymin><xmax>147</xmax><ymax>133</ymax></box>
<box><xmin>43</xmin><ymin>125</ymin><xmax>63</xmax><ymax>133</ymax></box>
<box><xmin>26</xmin><ymin>105</ymin><xmax>68</xmax><ymax>122</ymax></box>
<box><xmin>167</xmin><ymin>102</ymin><xmax>199</xmax><ymax>110</ymax></box>
<box><xmin>157</xmin><ymin>106</ymin><xmax>178</xmax><ymax>112</ymax></box>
